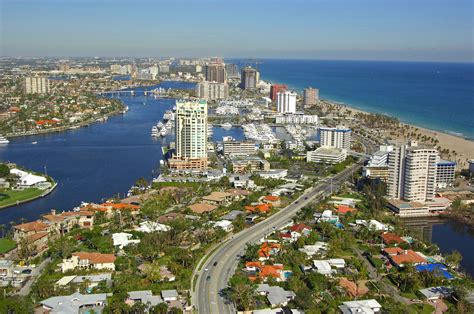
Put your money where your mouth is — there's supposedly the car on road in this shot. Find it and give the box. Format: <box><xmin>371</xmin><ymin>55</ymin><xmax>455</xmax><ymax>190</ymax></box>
<box><xmin>213</xmin><ymin>261</ymin><xmax>218</xmax><ymax>266</ymax></box>
<box><xmin>206</xmin><ymin>275</ymin><xmax>211</xmax><ymax>281</ymax></box>
<box><xmin>204</xmin><ymin>268</ymin><xmax>209</xmax><ymax>272</ymax></box>
<box><xmin>21</xmin><ymin>269</ymin><xmax>32</xmax><ymax>275</ymax></box>
<box><xmin>304</xmin><ymin>197</ymin><xmax>308</xmax><ymax>200</ymax></box>
<box><xmin>295</xmin><ymin>201</ymin><xmax>299</xmax><ymax>204</ymax></box>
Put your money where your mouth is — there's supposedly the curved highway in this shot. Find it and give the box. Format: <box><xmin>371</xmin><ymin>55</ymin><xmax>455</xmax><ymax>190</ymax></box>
<box><xmin>193</xmin><ymin>162</ymin><xmax>363</xmax><ymax>313</ymax></box>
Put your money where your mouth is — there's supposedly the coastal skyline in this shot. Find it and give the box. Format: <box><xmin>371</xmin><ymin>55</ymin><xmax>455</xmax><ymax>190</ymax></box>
<box><xmin>1</xmin><ymin>0</ymin><xmax>473</xmax><ymax>62</ymax></box>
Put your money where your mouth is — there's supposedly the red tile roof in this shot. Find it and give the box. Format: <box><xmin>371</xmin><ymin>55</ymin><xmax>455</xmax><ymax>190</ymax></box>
<box><xmin>258</xmin><ymin>242</ymin><xmax>281</xmax><ymax>258</ymax></box>
<box><xmin>383</xmin><ymin>247</ymin><xmax>404</xmax><ymax>256</ymax></box>
<box><xmin>390</xmin><ymin>250</ymin><xmax>426</xmax><ymax>266</ymax></box>
<box><xmin>336</xmin><ymin>205</ymin><xmax>357</xmax><ymax>214</ymax></box>
<box><xmin>72</xmin><ymin>252</ymin><xmax>116</xmax><ymax>264</ymax></box>
<box><xmin>264</xmin><ymin>195</ymin><xmax>280</xmax><ymax>202</ymax></box>
<box><xmin>14</xmin><ymin>221</ymin><xmax>49</xmax><ymax>233</ymax></box>
<box><xmin>289</xmin><ymin>223</ymin><xmax>311</xmax><ymax>233</ymax></box>
<box><xmin>382</xmin><ymin>232</ymin><xmax>405</xmax><ymax>245</ymax></box>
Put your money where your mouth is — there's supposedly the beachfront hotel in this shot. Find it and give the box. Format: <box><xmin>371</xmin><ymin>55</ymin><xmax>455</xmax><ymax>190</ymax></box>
<box><xmin>319</xmin><ymin>126</ymin><xmax>352</xmax><ymax>150</ymax></box>
<box><xmin>169</xmin><ymin>100</ymin><xmax>208</xmax><ymax>170</ymax></box>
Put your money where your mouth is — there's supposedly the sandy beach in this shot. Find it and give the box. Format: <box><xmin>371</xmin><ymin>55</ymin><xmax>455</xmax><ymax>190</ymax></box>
<box><xmin>319</xmin><ymin>100</ymin><xmax>474</xmax><ymax>168</ymax></box>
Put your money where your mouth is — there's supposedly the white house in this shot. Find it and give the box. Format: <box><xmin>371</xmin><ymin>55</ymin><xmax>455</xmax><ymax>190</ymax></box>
<box><xmin>339</xmin><ymin>299</ymin><xmax>382</xmax><ymax>313</ymax></box>
<box><xmin>10</xmin><ymin>168</ymin><xmax>47</xmax><ymax>187</ymax></box>
<box><xmin>61</xmin><ymin>252</ymin><xmax>116</xmax><ymax>273</ymax></box>
<box><xmin>214</xmin><ymin>220</ymin><xmax>234</xmax><ymax>232</ymax></box>
<box><xmin>112</xmin><ymin>233</ymin><xmax>140</xmax><ymax>249</ymax></box>
<box><xmin>135</xmin><ymin>221</ymin><xmax>171</xmax><ymax>233</ymax></box>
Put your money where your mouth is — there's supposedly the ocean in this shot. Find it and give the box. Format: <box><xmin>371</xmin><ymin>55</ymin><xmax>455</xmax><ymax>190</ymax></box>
<box><xmin>232</xmin><ymin>59</ymin><xmax>474</xmax><ymax>139</ymax></box>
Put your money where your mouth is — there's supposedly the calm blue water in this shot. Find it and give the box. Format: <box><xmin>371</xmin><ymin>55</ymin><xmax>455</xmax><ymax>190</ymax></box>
<box><xmin>0</xmin><ymin>81</ymin><xmax>193</xmax><ymax>225</ymax></box>
<box><xmin>233</xmin><ymin>59</ymin><xmax>474</xmax><ymax>139</ymax></box>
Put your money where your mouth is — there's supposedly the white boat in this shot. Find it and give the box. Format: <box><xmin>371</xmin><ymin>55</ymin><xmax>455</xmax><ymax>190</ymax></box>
<box><xmin>151</xmin><ymin>126</ymin><xmax>159</xmax><ymax>137</ymax></box>
<box><xmin>32</xmin><ymin>141</ymin><xmax>38</xmax><ymax>145</ymax></box>
<box><xmin>157</xmin><ymin>121</ymin><xmax>164</xmax><ymax>128</ymax></box>
<box><xmin>0</xmin><ymin>136</ymin><xmax>9</xmax><ymax>144</ymax></box>
<box><xmin>122</xmin><ymin>106</ymin><xmax>129</xmax><ymax>114</ymax></box>
<box><xmin>160</xmin><ymin>128</ymin><xmax>167</xmax><ymax>137</ymax></box>
<box><xmin>222</xmin><ymin>122</ymin><xmax>232</xmax><ymax>130</ymax></box>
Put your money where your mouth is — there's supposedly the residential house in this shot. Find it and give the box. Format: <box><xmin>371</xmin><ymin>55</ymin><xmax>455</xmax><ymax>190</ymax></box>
<box><xmin>298</xmin><ymin>242</ymin><xmax>328</xmax><ymax>257</ymax></box>
<box><xmin>220</xmin><ymin>210</ymin><xmax>244</xmax><ymax>221</ymax></box>
<box><xmin>61</xmin><ymin>252</ymin><xmax>116</xmax><ymax>273</ymax></box>
<box><xmin>38</xmin><ymin>292</ymin><xmax>108</xmax><ymax>313</ymax></box>
<box><xmin>0</xmin><ymin>260</ymin><xmax>14</xmax><ymax>278</ymax></box>
<box><xmin>188</xmin><ymin>202</ymin><xmax>217</xmax><ymax>214</ymax></box>
<box><xmin>246</xmin><ymin>203</ymin><xmax>272</xmax><ymax>215</ymax></box>
<box><xmin>382</xmin><ymin>248</ymin><xmax>426</xmax><ymax>267</ymax></box>
<box><xmin>419</xmin><ymin>286</ymin><xmax>453</xmax><ymax>301</ymax></box>
<box><xmin>202</xmin><ymin>191</ymin><xmax>233</xmax><ymax>206</ymax></box>
<box><xmin>335</xmin><ymin>205</ymin><xmax>357</xmax><ymax>215</ymax></box>
<box><xmin>339</xmin><ymin>277</ymin><xmax>369</xmax><ymax>297</ymax></box>
<box><xmin>339</xmin><ymin>299</ymin><xmax>382</xmax><ymax>314</ymax></box>
<box><xmin>258</xmin><ymin>242</ymin><xmax>281</xmax><ymax>260</ymax></box>
<box><xmin>126</xmin><ymin>290</ymin><xmax>163</xmax><ymax>307</ymax></box>
<box><xmin>214</xmin><ymin>220</ymin><xmax>234</xmax><ymax>232</ymax></box>
<box><xmin>13</xmin><ymin>221</ymin><xmax>50</xmax><ymax>254</ymax></box>
<box><xmin>257</xmin><ymin>284</ymin><xmax>296</xmax><ymax>308</ymax></box>
<box><xmin>312</xmin><ymin>259</ymin><xmax>346</xmax><ymax>276</ymax></box>
<box><xmin>381</xmin><ymin>232</ymin><xmax>406</xmax><ymax>246</ymax></box>
<box><xmin>112</xmin><ymin>233</ymin><xmax>140</xmax><ymax>249</ymax></box>
<box><xmin>161</xmin><ymin>289</ymin><xmax>178</xmax><ymax>302</ymax></box>
<box><xmin>262</xmin><ymin>195</ymin><xmax>281</xmax><ymax>207</ymax></box>
<box><xmin>135</xmin><ymin>221</ymin><xmax>171</xmax><ymax>233</ymax></box>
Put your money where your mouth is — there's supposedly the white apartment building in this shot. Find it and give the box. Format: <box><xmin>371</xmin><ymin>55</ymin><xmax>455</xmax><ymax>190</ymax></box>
<box><xmin>319</xmin><ymin>126</ymin><xmax>352</xmax><ymax>150</ymax></box>
<box><xmin>387</xmin><ymin>141</ymin><xmax>438</xmax><ymax>202</ymax></box>
<box><xmin>24</xmin><ymin>76</ymin><xmax>50</xmax><ymax>94</ymax></box>
<box><xmin>306</xmin><ymin>147</ymin><xmax>347</xmax><ymax>164</ymax></box>
<box><xmin>276</xmin><ymin>91</ymin><xmax>297</xmax><ymax>114</ymax></box>
<box><xmin>275</xmin><ymin>113</ymin><xmax>318</xmax><ymax>124</ymax></box>
<box><xmin>170</xmin><ymin>100</ymin><xmax>208</xmax><ymax>170</ymax></box>
<box><xmin>195</xmin><ymin>81</ymin><xmax>229</xmax><ymax>100</ymax></box>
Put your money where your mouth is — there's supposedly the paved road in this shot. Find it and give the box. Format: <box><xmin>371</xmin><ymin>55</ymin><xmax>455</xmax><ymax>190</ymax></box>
<box><xmin>193</xmin><ymin>162</ymin><xmax>363</xmax><ymax>314</ymax></box>
<box><xmin>17</xmin><ymin>257</ymin><xmax>51</xmax><ymax>296</ymax></box>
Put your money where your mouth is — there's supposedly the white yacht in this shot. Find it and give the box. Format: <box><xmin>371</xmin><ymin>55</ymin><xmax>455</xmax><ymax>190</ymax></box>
<box><xmin>151</xmin><ymin>126</ymin><xmax>159</xmax><ymax>137</ymax></box>
<box><xmin>0</xmin><ymin>136</ymin><xmax>9</xmax><ymax>144</ymax></box>
<box><xmin>222</xmin><ymin>122</ymin><xmax>232</xmax><ymax>130</ymax></box>
<box><xmin>160</xmin><ymin>128</ymin><xmax>167</xmax><ymax>137</ymax></box>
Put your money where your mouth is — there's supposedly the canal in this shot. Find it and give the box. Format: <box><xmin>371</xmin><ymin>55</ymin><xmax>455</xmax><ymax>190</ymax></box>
<box><xmin>0</xmin><ymin>81</ymin><xmax>472</xmax><ymax>276</ymax></box>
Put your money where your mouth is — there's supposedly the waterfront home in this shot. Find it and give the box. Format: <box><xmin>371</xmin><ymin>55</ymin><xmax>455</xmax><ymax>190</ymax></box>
<box><xmin>81</xmin><ymin>202</ymin><xmax>140</xmax><ymax>218</ymax></box>
<box><xmin>10</xmin><ymin>168</ymin><xmax>47</xmax><ymax>188</ymax></box>
<box><xmin>38</xmin><ymin>292</ymin><xmax>108</xmax><ymax>313</ymax></box>
<box><xmin>382</xmin><ymin>248</ymin><xmax>426</xmax><ymax>267</ymax></box>
<box><xmin>112</xmin><ymin>232</ymin><xmax>140</xmax><ymax>249</ymax></box>
<box><xmin>126</xmin><ymin>290</ymin><xmax>163</xmax><ymax>308</ymax></box>
<box><xmin>339</xmin><ymin>299</ymin><xmax>382</xmax><ymax>313</ymax></box>
<box><xmin>256</xmin><ymin>284</ymin><xmax>296</xmax><ymax>308</ymax></box>
<box><xmin>61</xmin><ymin>252</ymin><xmax>116</xmax><ymax>273</ymax></box>
<box><xmin>43</xmin><ymin>209</ymin><xmax>94</xmax><ymax>233</ymax></box>
<box><xmin>13</xmin><ymin>221</ymin><xmax>50</xmax><ymax>242</ymax></box>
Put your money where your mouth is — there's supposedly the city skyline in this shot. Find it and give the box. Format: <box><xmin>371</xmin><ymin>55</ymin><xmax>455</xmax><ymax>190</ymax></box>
<box><xmin>1</xmin><ymin>0</ymin><xmax>473</xmax><ymax>62</ymax></box>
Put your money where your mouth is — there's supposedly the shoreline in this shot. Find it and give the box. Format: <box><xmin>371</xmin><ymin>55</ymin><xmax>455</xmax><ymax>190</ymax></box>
<box><xmin>0</xmin><ymin>181</ymin><xmax>58</xmax><ymax>210</ymax></box>
<box><xmin>323</xmin><ymin>99</ymin><xmax>474</xmax><ymax>167</ymax></box>
<box><xmin>3</xmin><ymin>107</ymin><xmax>125</xmax><ymax>139</ymax></box>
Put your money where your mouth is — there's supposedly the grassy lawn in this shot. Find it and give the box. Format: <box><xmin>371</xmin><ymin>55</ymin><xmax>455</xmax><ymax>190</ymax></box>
<box><xmin>0</xmin><ymin>238</ymin><xmax>17</xmax><ymax>254</ymax></box>
<box><xmin>0</xmin><ymin>188</ymin><xmax>44</xmax><ymax>208</ymax></box>
<box><xmin>407</xmin><ymin>303</ymin><xmax>434</xmax><ymax>314</ymax></box>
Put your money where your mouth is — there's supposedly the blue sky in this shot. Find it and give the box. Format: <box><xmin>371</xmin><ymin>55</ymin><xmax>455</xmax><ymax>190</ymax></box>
<box><xmin>1</xmin><ymin>0</ymin><xmax>473</xmax><ymax>61</ymax></box>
